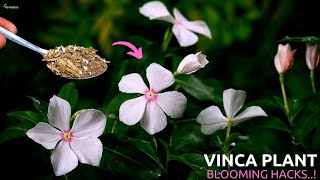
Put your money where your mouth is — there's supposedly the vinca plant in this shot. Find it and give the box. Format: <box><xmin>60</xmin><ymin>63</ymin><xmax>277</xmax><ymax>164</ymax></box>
<box><xmin>1</xmin><ymin>0</ymin><xmax>319</xmax><ymax>179</ymax></box>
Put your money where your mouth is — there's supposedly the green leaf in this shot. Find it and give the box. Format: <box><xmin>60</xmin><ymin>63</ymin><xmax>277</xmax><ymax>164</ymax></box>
<box><xmin>291</xmin><ymin>94</ymin><xmax>320</xmax><ymax>144</ymax></box>
<box><xmin>291</xmin><ymin>111</ymin><xmax>320</xmax><ymax>145</ymax></box>
<box><xmin>104</xmin><ymin>93</ymin><xmax>134</xmax><ymax>114</ymax></box>
<box><xmin>0</xmin><ymin>126</ymin><xmax>28</xmax><ymax>144</ymax></box>
<box><xmin>255</xmin><ymin>117</ymin><xmax>290</xmax><ymax>133</ymax></box>
<box><xmin>171</xmin><ymin>122</ymin><xmax>206</xmax><ymax>152</ymax></box>
<box><xmin>176</xmin><ymin>75</ymin><xmax>223</xmax><ymax>103</ymax></box>
<box><xmin>100</xmin><ymin>135</ymin><xmax>163</xmax><ymax>179</ymax></box>
<box><xmin>278</xmin><ymin>36</ymin><xmax>320</xmax><ymax>44</ymax></box>
<box><xmin>7</xmin><ymin>111</ymin><xmax>47</xmax><ymax>124</ymax></box>
<box><xmin>58</xmin><ymin>82</ymin><xmax>78</xmax><ymax>110</ymax></box>
<box><xmin>127</xmin><ymin>138</ymin><xmax>164</xmax><ymax>172</ymax></box>
<box><xmin>169</xmin><ymin>153</ymin><xmax>217</xmax><ymax>177</ymax></box>
<box><xmin>27</xmin><ymin>96</ymin><xmax>48</xmax><ymax>114</ymax></box>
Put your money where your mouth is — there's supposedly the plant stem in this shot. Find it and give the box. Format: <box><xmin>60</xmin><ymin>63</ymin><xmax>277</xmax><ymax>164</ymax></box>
<box><xmin>225</xmin><ymin>120</ymin><xmax>233</xmax><ymax>140</ymax></box>
<box><xmin>64</xmin><ymin>175</ymin><xmax>69</xmax><ymax>180</ymax></box>
<box><xmin>111</xmin><ymin>120</ymin><xmax>117</xmax><ymax>133</ymax></box>
<box><xmin>310</xmin><ymin>70</ymin><xmax>316</xmax><ymax>93</ymax></box>
<box><xmin>225</xmin><ymin>120</ymin><xmax>233</xmax><ymax>171</ymax></box>
<box><xmin>173</xmin><ymin>71</ymin><xmax>179</xmax><ymax>77</ymax></box>
<box><xmin>162</xmin><ymin>27</ymin><xmax>173</xmax><ymax>52</ymax></box>
<box><xmin>279</xmin><ymin>73</ymin><xmax>290</xmax><ymax>123</ymax></box>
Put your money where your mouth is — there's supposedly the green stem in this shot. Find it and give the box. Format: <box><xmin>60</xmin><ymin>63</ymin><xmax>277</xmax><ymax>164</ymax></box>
<box><xmin>310</xmin><ymin>70</ymin><xmax>316</xmax><ymax>93</ymax></box>
<box><xmin>225</xmin><ymin>120</ymin><xmax>233</xmax><ymax>171</ymax></box>
<box><xmin>162</xmin><ymin>27</ymin><xmax>173</xmax><ymax>52</ymax></box>
<box><xmin>279</xmin><ymin>73</ymin><xmax>290</xmax><ymax>123</ymax></box>
<box><xmin>173</xmin><ymin>71</ymin><xmax>179</xmax><ymax>77</ymax></box>
<box><xmin>111</xmin><ymin>120</ymin><xmax>117</xmax><ymax>133</ymax></box>
<box><xmin>225</xmin><ymin>120</ymin><xmax>233</xmax><ymax>140</ymax></box>
<box><xmin>64</xmin><ymin>174</ymin><xmax>69</xmax><ymax>180</ymax></box>
<box><xmin>70</xmin><ymin>109</ymin><xmax>85</xmax><ymax>121</ymax></box>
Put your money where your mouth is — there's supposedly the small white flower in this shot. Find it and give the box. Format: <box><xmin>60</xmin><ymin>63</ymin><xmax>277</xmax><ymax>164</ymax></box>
<box><xmin>26</xmin><ymin>96</ymin><xmax>106</xmax><ymax>176</ymax></box>
<box><xmin>197</xmin><ymin>89</ymin><xmax>267</xmax><ymax>135</ymax></box>
<box><xmin>177</xmin><ymin>52</ymin><xmax>209</xmax><ymax>74</ymax></box>
<box><xmin>118</xmin><ymin>63</ymin><xmax>187</xmax><ymax>135</ymax></box>
<box><xmin>139</xmin><ymin>1</ymin><xmax>212</xmax><ymax>47</ymax></box>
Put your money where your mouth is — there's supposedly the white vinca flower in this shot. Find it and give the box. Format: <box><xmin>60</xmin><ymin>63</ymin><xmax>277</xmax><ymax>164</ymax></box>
<box><xmin>26</xmin><ymin>96</ymin><xmax>106</xmax><ymax>176</ymax></box>
<box><xmin>118</xmin><ymin>63</ymin><xmax>187</xmax><ymax>135</ymax></box>
<box><xmin>177</xmin><ymin>52</ymin><xmax>209</xmax><ymax>74</ymax></box>
<box><xmin>197</xmin><ymin>89</ymin><xmax>267</xmax><ymax>135</ymax></box>
<box><xmin>139</xmin><ymin>1</ymin><xmax>211</xmax><ymax>47</ymax></box>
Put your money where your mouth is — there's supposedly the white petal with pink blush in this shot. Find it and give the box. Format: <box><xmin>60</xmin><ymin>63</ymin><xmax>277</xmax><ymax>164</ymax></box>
<box><xmin>26</xmin><ymin>96</ymin><xmax>107</xmax><ymax>176</ymax></box>
<box><xmin>177</xmin><ymin>52</ymin><xmax>209</xmax><ymax>74</ymax></box>
<box><xmin>139</xmin><ymin>1</ymin><xmax>212</xmax><ymax>47</ymax></box>
<box><xmin>118</xmin><ymin>63</ymin><xmax>187</xmax><ymax>135</ymax></box>
<box><xmin>197</xmin><ymin>88</ymin><xmax>267</xmax><ymax>135</ymax></box>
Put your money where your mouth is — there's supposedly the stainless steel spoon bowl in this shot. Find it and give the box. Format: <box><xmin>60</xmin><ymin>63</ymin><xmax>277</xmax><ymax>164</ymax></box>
<box><xmin>0</xmin><ymin>27</ymin><xmax>108</xmax><ymax>79</ymax></box>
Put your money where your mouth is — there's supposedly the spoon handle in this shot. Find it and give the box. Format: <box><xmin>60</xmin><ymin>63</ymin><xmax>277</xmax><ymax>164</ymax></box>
<box><xmin>0</xmin><ymin>27</ymin><xmax>48</xmax><ymax>56</ymax></box>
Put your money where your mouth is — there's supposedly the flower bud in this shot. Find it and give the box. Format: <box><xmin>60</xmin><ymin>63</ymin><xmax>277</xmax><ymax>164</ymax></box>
<box><xmin>306</xmin><ymin>44</ymin><xmax>320</xmax><ymax>70</ymax></box>
<box><xmin>177</xmin><ymin>52</ymin><xmax>209</xmax><ymax>74</ymax></box>
<box><xmin>274</xmin><ymin>43</ymin><xmax>296</xmax><ymax>74</ymax></box>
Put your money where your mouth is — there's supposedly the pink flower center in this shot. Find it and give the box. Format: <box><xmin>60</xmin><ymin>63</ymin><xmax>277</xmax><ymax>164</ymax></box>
<box><xmin>144</xmin><ymin>89</ymin><xmax>158</xmax><ymax>103</ymax></box>
<box><xmin>61</xmin><ymin>130</ymin><xmax>73</xmax><ymax>142</ymax></box>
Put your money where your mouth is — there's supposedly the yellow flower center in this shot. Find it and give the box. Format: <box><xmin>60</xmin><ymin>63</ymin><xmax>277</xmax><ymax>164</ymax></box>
<box><xmin>62</xmin><ymin>131</ymin><xmax>73</xmax><ymax>142</ymax></box>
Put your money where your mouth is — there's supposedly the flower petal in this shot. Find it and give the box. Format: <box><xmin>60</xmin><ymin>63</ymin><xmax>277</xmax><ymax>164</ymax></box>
<box><xmin>48</xmin><ymin>95</ymin><xmax>71</xmax><ymax>131</ymax></box>
<box><xmin>173</xmin><ymin>8</ymin><xmax>188</xmax><ymax>23</ymax></box>
<box><xmin>223</xmin><ymin>89</ymin><xmax>246</xmax><ymax>119</ymax></box>
<box><xmin>26</xmin><ymin>122</ymin><xmax>61</xmax><ymax>150</ymax></box>
<box><xmin>119</xmin><ymin>96</ymin><xmax>147</xmax><ymax>125</ymax></box>
<box><xmin>118</xmin><ymin>73</ymin><xmax>148</xmax><ymax>94</ymax></box>
<box><xmin>233</xmin><ymin>106</ymin><xmax>267</xmax><ymax>125</ymax></box>
<box><xmin>50</xmin><ymin>141</ymin><xmax>78</xmax><ymax>176</ymax></box>
<box><xmin>156</xmin><ymin>91</ymin><xmax>187</xmax><ymax>118</ymax></box>
<box><xmin>197</xmin><ymin>106</ymin><xmax>228</xmax><ymax>124</ymax></box>
<box><xmin>306</xmin><ymin>44</ymin><xmax>320</xmax><ymax>70</ymax></box>
<box><xmin>172</xmin><ymin>24</ymin><xmax>198</xmax><ymax>47</ymax></box>
<box><xmin>183</xmin><ymin>21</ymin><xmax>212</xmax><ymax>39</ymax></box>
<box><xmin>139</xmin><ymin>1</ymin><xmax>174</xmax><ymax>23</ymax></box>
<box><xmin>173</xmin><ymin>8</ymin><xmax>212</xmax><ymax>39</ymax></box>
<box><xmin>140</xmin><ymin>102</ymin><xmax>167</xmax><ymax>135</ymax></box>
<box><xmin>200</xmin><ymin>122</ymin><xmax>228</xmax><ymax>135</ymax></box>
<box><xmin>71</xmin><ymin>109</ymin><xmax>106</xmax><ymax>138</ymax></box>
<box><xmin>70</xmin><ymin>138</ymin><xmax>103</xmax><ymax>166</ymax></box>
<box><xmin>177</xmin><ymin>52</ymin><xmax>209</xmax><ymax>74</ymax></box>
<box><xmin>146</xmin><ymin>63</ymin><xmax>175</xmax><ymax>92</ymax></box>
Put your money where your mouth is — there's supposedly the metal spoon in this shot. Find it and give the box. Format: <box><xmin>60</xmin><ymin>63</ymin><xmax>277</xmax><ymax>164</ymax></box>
<box><xmin>0</xmin><ymin>27</ymin><xmax>107</xmax><ymax>79</ymax></box>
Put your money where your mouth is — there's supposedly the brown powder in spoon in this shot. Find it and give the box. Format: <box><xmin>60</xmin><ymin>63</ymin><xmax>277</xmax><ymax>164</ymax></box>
<box><xmin>43</xmin><ymin>45</ymin><xmax>109</xmax><ymax>79</ymax></box>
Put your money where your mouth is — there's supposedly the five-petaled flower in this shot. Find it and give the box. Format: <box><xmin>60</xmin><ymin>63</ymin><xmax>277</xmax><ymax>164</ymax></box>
<box><xmin>306</xmin><ymin>44</ymin><xmax>320</xmax><ymax>70</ymax></box>
<box><xmin>118</xmin><ymin>63</ymin><xmax>187</xmax><ymax>135</ymax></box>
<box><xmin>26</xmin><ymin>95</ymin><xmax>106</xmax><ymax>176</ymax></box>
<box><xmin>177</xmin><ymin>52</ymin><xmax>209</xmax><ymax>74</ymax></box>
<box><xmin>274</xmin><ymin>43</ymin><xmax>296</xmax><ymax>74</ymax></box>
<box><xmin>197</xmin><ymin>88</ymin><xmax>267</xmax><ymax>135</ymax></box>
<box><xmin>139</xmin><ymin>1</ymin><xmax>212</xmax><ymax>47</ymax></box>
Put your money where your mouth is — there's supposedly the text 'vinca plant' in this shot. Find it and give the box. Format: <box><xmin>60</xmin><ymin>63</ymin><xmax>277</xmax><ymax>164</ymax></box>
<box><xmin>27</xmin><ymin>96</ymin><xmax>107</xmax><ymax>176</ymax></box>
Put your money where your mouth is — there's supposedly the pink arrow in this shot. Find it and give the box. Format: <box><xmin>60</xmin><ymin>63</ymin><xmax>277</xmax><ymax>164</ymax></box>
<box><xmin>112</xmin><ymin>41</ymin><xmax>143</xmax><ymax>59</ymax></box>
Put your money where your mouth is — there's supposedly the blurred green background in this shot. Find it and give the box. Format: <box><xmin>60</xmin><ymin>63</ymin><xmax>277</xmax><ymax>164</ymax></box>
<box><xmin>1</xmin><ymin>0</ymin><xmax>319</xmax><ymax>179</ymax></box>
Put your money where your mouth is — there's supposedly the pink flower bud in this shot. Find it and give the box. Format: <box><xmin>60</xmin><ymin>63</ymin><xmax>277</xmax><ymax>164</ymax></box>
<box><xmin>274</xmin><ymin>43</ymin><xmax>296</xmax><ymax>74</ymax></box>
<box><xmin>177</xmin><ymin>52</ymin><xmax>209</xmax><ymax>74</ymax></box>
<box><xmin>306</xmin><ymin>44</ymin><xmax>320</xmax><ymax>70</ymax></box>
